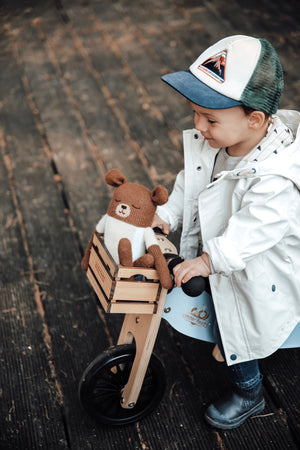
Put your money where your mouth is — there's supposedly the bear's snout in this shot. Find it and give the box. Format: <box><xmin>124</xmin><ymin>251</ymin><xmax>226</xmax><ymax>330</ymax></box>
<box><xmin>115</xmin><ymin>203</ymin><xmax>131</xmax><ymax>218</ymax></box>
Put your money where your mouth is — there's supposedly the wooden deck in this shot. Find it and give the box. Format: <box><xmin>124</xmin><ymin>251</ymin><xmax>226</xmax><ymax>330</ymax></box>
<box><xmin>0</xmin><ymin>0</ymin><xmax>299</xmax><ymax>448</ymax></box>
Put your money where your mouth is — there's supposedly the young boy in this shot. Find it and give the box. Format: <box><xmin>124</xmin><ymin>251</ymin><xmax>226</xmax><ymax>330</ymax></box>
<box><xmin>153</xmin><ymin>35</ymin><xmax>300</xmax><ymax>429</ymax></box>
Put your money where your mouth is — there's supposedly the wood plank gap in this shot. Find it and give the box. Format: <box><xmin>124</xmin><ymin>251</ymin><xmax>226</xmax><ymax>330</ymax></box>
<box><xmin>54</xmin><ymin>0</ymin><xmax>70</xmax><ymax>24</ymax></box>
<box><xmin>135</xmin><ymin>422</ymin><xmax>150</xmax><ymax>450</ymax></box>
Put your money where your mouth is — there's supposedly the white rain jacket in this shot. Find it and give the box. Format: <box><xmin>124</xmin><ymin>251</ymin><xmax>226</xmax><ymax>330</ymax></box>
<box><xmin>157</xmin><ymin>109</ymin><xmax>300</xmax><ymax>365</ymax></box>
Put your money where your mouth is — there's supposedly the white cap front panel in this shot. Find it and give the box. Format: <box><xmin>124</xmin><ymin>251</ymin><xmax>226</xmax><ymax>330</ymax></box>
<box><xmin>189</xmin><ymin>35</ymin><xmax>262</xmax><ymax>101</ymax></box>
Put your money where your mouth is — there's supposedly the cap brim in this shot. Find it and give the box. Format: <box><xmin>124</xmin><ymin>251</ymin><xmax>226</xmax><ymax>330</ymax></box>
<box><xmin>161</xmin><ymin>70</ymin><xmax>242</xmax><ymax>109</ymax></box>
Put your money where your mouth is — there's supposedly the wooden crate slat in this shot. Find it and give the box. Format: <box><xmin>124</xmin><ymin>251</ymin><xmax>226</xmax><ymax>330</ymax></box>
<box><xmin>87</xmin><ymin>268</ymin><xmax>110</xmax><ymax>312</ymax></box>
<box><xmin>113</xmin><ymin>280</ymin><xmax>159</xmax><ymax>302</ymax></box>
<box><xmin>109</xmin><ymin>302</ymin><xmax>156</xmax><ymax>314</ymax></box>
<box><xmin>89</xmin><ymin>247</ymin><xmax>114</xmax><ymax>299</ymax></box>
<box><xmin>92</xmin><ymin>233</ymin><xmax>117</xmax><ymax>277</ymax></box>
<box><xmin>117</xmin><ymin>266</ymin><xmax>159</xmax><ymax>279</ymax></box>
<box><xmin>87</xmin><ymin>269</ymin><xmax>157</xmax><ymax>314</ymax></box>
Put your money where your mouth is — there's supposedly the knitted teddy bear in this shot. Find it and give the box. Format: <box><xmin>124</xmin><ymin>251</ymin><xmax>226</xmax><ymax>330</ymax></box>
<box><xmin>81</xmin><ymin>169</ymin><xmax>173</xmax><ymax>290</ymax></box>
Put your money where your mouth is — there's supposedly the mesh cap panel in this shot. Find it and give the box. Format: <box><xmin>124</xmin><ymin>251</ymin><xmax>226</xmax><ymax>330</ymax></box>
<box><xmin>240</xmin><ymin>39</ymin><xmax>284</xmax><ymax>114</ymax></box>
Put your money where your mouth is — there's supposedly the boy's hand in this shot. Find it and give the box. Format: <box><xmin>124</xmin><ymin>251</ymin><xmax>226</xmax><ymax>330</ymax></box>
<box><xmin>152</xmin><ymin>214</ymin><xmax>170</xmax><ymax>235</ymax></box>
<box><xmin>173</xmin><ymin>253</ymin><xmax>211</xmax><ymax>287</ymax></box>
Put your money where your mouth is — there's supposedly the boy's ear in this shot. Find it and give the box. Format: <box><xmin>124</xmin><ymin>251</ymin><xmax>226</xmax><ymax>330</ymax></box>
<box><xmin>248</xmin><ymin>111</ymin><xmax>266</xmax><ymax>129</ymax></box>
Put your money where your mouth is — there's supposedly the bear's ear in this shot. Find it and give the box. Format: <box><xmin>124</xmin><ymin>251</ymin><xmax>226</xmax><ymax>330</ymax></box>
<box><xmin>105</xmin><ymin>169</ymin><xmax>127</xmax><ymax>187</ymax></box>
<box><xmin>151</xmin><ymin>185</ymin><xmax>168</xmax><ymax>206</ymax></box>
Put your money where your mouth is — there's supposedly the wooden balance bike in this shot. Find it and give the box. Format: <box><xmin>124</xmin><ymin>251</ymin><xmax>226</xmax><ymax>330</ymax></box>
<box><xmin>78</xmin><ymin>228</ymin><xmax>214</xmax><ymax>426</ymax></box>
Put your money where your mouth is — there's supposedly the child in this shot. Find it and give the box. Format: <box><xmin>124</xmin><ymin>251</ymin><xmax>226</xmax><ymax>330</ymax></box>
<box><xmin>153</xmin><ymin>35</ymin><xmax>300</xmax><ymax>429</ymax></box>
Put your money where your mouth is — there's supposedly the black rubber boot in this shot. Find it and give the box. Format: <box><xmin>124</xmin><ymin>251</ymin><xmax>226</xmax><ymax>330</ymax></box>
<box><xmin>204</xmin><ymin>380</ymin><xmax>265</xmax><ymax>430</ymax></box>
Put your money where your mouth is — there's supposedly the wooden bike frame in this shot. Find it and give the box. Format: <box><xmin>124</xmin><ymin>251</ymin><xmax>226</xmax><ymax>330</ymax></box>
<box><xmin>86</xmin><ymin>232</ymin><xmax>175</xmax><ymax>409</ymax></box>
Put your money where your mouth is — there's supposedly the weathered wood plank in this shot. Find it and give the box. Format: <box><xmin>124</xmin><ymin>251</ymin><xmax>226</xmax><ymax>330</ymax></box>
<box><xmin>261</xmin><ymin>350</ymin><xmax>300</xmax><ymax>447</ymax></box>
<box><xmin>0</xmin><ymin>281</ymin><xmax>69</xmax><ymax>449</ymax></box>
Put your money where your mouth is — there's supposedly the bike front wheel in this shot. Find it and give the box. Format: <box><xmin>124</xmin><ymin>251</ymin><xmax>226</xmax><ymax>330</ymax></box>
<box><xmin>78</xmin><ymin>344</ymin><xmax>166</xmax><ymax>426</ymax></box>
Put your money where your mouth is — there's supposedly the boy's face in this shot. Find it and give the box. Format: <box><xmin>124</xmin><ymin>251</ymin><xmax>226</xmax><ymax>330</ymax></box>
<box><xmin>190</xmin><ymin>102</ymin><xmax>253</xmax><ymax>153</ymax></box>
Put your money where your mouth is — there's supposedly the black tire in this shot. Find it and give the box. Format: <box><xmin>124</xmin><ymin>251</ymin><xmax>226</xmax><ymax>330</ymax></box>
<box><xmin>78</xmin><ymin>344</ymin><xmax>166</xmax><ymax>426</ymax></box>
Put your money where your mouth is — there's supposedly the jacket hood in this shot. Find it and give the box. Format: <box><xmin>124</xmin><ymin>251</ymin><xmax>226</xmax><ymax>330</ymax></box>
<box><xmin>213</xmin><ymin>109</ymin><xmax>300</xmax><ymax>190</ymax></box>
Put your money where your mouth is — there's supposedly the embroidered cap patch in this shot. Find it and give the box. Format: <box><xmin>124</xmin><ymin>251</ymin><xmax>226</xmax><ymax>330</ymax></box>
<box><xmin>198</xmin><ymin>50</ymin><xmax>227</xmax><ymax>83</ymax></box>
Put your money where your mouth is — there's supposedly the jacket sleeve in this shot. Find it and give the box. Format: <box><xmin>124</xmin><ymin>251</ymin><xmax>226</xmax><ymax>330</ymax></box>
<box><xmin>203</xmin><ymin>175</ymin><xmax>299</xmax><ymax>276</ymax></box>
<box><xmin>156</xmin><ymin>170</ymin><xmax>185</xmax><ymax>231</ymax></box>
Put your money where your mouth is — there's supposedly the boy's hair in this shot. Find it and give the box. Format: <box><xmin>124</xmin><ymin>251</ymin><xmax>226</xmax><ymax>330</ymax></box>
<box><xmin>241</xmin><ymin>105</ymin><xmax>271</xmax><ymax>121</ymax></box>
<box><xmin>162</xmin><ymin>35</ymin><xmax>284</xmax><ymax>114</ymax></box>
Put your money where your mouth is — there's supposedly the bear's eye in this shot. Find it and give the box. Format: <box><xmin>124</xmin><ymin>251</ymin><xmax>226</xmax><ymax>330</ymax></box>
<box><xmin>114</xmin><ymin>199</ymin><xmax>121</xmax><ymax>203</ymax></box>
<box><xmin>132</xmin><ymin>204</ymin><xmax>141</xmax><ymax>210</ymax></box>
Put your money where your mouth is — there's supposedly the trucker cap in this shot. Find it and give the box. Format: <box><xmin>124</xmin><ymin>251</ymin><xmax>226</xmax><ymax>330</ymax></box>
<box><xmin>161</xmin><ymin>35</ymin><xmax>283</xmax><ymax>113</ymax></box>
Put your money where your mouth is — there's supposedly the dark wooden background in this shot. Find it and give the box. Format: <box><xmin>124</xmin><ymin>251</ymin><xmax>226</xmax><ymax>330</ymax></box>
<box><xmin>0</xmin><ymin>0</ymin><xmax>299</xmax><ymax>448</ymax></box>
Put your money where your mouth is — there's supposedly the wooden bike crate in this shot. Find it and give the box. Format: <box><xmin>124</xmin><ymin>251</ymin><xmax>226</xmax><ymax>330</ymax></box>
<box><xmin>86</xmin><ymin>233</ymin><xmax>163</xmax><ymax>314</ymax></box>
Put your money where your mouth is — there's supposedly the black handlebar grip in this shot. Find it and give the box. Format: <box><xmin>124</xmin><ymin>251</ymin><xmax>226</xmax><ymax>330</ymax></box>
<box><xmin>167</xmin><ymin>256</ymin><xmax>206</xmax><ymax>297</ymax></box>
<box><xmin>181</xmin><ymin>275</ymin><xmax>207</xmax><ymax>297</ymax></box>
